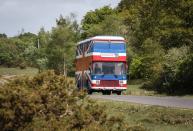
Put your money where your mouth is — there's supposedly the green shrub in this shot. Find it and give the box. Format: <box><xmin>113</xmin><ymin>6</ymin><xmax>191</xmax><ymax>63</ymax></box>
<box><xmin>0</xmin><ymin>71</ymin><xmax>129</xmax><ymax>130</ymax></box>
<box><xmin>129</xmin><ymin>56</ymin><xmax>143</xmax><ymax>79</ymax></box>
<box><xmin>0</xmin><ymin>77</ymin><xmax>39</xmax><ymax>130</ymax></box>
<box><xmin>19</xmin><ymin>63</ymin><xmax>27</xmax><ymax>69</ymax></box>
<box><xmin>143</xmin><ymin>46</ymin><xmax>193</xmax><ymax>95</ymax></box>
<box><xmin>173</xmin><ymin>54</ymin><xmax>193</xmax><ymax>94</ymax></box>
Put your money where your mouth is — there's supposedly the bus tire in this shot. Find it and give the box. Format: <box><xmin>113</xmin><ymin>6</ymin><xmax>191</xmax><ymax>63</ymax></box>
<box><xmin>87</xmin><ymin>89</ymin><xmax>93</xmax><ymax>95</ymax></box>
<box><xmin>102</xmin><ymin>90</ymin><xmax>111</xmax><ymax>95</ymax></box>
<box><xmin>116</xmin><ymin>91</ymin><xmax>122</xmax><ymax>95</ymax></box>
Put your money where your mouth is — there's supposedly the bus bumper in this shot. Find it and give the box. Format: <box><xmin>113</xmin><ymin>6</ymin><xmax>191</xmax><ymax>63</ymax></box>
<box><xmin>91</xmin><ymin>86</ymin><xmax>127</xmax><ymax>91</ymax></box>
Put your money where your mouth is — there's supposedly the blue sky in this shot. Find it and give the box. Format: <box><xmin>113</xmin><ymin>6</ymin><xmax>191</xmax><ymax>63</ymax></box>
<box><xmin>0</xmin><ymin>0</ymin><xmax>120</xmax><ymax>36</ymax></box>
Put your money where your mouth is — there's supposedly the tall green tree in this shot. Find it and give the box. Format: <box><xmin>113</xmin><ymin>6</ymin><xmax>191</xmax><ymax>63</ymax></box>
<box><xmin>46</xmin><ymin>15</ymin><xmax>80</xmax><ymax>76</ymax></box>
<box><xmin>81</xmin><ymin>6</ymin><xmax>115</xmax><ymax>38</ymax></box>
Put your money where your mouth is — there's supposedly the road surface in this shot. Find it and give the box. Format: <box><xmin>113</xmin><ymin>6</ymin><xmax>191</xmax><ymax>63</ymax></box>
<box><xmin>91</xmin><ymin>95</ymin><xmax>193</xmax><ymax>109</ymax></box>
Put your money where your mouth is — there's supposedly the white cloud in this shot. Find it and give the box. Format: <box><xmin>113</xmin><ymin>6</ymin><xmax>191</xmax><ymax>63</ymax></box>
<box><xmin>0</xmin><ymin>0</ymin><xmax>120</xmax><ymax>36</ymax></box>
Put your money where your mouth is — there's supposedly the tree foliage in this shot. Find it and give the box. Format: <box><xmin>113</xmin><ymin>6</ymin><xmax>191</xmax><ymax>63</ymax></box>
<box><xmin>0</xmin><ymin>15</ymin><xmax>79</xmax><ymax>76</ymax></box>
<box><xmin>0</xmin><ymin>38</ymin><xmax>28</xmax><ymax>67</ymax></box>
<box><xmin>0</xmin><ymin>33</ymin><xmax>7</xmax><ymax>38</ymax></box>
<box><xmin>46</xmin><ymin>15</ymin><xmax>79</xmax><ymax>75</ymax></box>
<box><xmin>81</xmin><ymin>6</ymin><xmax>116</xmax><ymax>38</ymax></box>
<box><xmin>174</xmin><ymin>54</ymin><xmax>193</xmax><ymax>94</ymax></box>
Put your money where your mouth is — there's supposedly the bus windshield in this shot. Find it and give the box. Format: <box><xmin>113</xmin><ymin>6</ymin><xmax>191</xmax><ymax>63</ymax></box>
<box><xmin>93</xmin><ymin>62</ymin><xmax>126</xmax><ymax>75</ymax></box>
<box><xmin>93</xmin><ymin>42</ymin><xmax>125</xmax><ymax>51</ymax></box>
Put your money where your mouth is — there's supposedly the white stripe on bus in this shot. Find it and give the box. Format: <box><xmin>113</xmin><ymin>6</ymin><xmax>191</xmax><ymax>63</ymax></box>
<box><xmin>84</xmin><ymin>52</ymin><xmax>126</xmax><ymax>57</ymax></box>
<box><xmin>91</xmin><ymin>87</ymin><xmax>127</xmax><ymax>90</ymax></box>
<box><xmin>91</xmin><ymin>80</ymin><xmax>127</xmax><ymax>84</ymax></box>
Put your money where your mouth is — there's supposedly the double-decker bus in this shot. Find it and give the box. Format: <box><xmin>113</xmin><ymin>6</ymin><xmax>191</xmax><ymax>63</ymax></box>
<box><xmin>75</xmin><ymin>36</ymin><xmax>127</xmax><ymax>95</ymax></box>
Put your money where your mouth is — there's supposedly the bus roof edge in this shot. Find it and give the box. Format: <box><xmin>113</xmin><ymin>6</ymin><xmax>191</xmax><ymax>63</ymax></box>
<box><xmin>77</xmin><ymin>36</ymin><xmax>125</xmax><ymax>45</ymax></box>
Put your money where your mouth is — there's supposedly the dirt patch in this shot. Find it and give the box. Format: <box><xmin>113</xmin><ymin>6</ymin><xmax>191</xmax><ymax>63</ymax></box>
<box><xmin>0</xmin><ymin>75</ymin><xmax>17</xmax><ymax>86</ymax></box>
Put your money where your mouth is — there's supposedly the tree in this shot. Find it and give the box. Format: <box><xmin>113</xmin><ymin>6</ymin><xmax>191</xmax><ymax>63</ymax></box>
<box><xmin>154</xmin><ymin>46</ymin><xmax>191</xmax><ymax>94</ymax></box>
<box><xmin>38</xmin><ymin>27</ymin><xmax>50</xmax><ymax>48</ymax></box>
<box><xmin>84</xmin><ymin>14</ymin><xmax>127</xmax><ymax>37</ymax></box>
<box><xmin>18</xmin><ymin>32</ymin><xmax>37</xmax><ymax>45</ymax></box>
<box><xmin>174</xmin><ymin>54</ymin><xmax>193</xmax><ymax>94</ymax></box>
<box><xmin>0</xmin><ymin>38</ymin><xmax>23</xmax><ymax>67</ymax></box>
<box><xmin>0</xmin><ymin>33</ymin><xmax>7</xmax><ymax>38</ymax></box>
<box><xmin>46</xmin><ymin>15</ymin><xmax>79</xmax><ymax>76</ymax></box>
<box><xmin>81</xmin><ymin>6</ymin><xmax>115</xmax><ymax>38</ymax></box>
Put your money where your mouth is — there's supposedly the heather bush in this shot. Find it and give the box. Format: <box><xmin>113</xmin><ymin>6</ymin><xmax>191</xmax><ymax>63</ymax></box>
<box><xmin>0</xmin><ymin>71</ymin><xmax>130</xmax><ymax>131</ymax></box>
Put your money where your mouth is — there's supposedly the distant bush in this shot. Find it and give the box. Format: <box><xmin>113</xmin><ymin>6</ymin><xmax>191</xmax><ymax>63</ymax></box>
<box><xmin>129</xmin><ymin>56</ymin><xmax>143</xmax><ymax>79</ymax></box>
<box><xmin>0</xmin><ymin>71</ymin><xmax>129</xmax><ymax>130</ymax></box>
<box><xmin>173</xmin><ymin>54</ymin><xmax>193</xmax><ymax>94</ymax></box>
<box><xmin>142</xmin><ymin>46</ymin><xmax>193</xmax><ymax>95</ymax></box>
<box><xmin>19</xmin><ymin>63</ymin><xmax>27</xmax><ymax>69</ymax></box>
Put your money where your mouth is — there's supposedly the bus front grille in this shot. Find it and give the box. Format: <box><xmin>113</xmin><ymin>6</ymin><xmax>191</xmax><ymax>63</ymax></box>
<box><xmin>100</xmin><ymin>80</ymin><xmax>119</xmax><ymax>87</ymax></box>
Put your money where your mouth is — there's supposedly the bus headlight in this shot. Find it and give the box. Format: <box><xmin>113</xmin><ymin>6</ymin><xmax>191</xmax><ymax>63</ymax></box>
<box><xmin>96</xmin><ymin>80</ymin><xmax>100</xmax><ymax>85</ymax></box>
<box><xmin>119</xmin><ymin>80</ymin><xmax>124</xmax><ymax>86</ymax></box>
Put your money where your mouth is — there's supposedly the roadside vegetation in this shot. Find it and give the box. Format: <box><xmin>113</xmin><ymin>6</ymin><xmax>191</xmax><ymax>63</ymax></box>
<box><xmin>0</xmin><ymin>67</ymin><xmax>38</xmax><ymax>76</ymax></box>
<box><xmin>2</xmin><ymin>71</ymin><xmax>192</xmax><ymax>131</ymax></box>
<box><xmin>0</xmin><ymin>67</ymin><xmax>38</xmax><ymax>86</ymax></box>
<box><xmin>0</xmin><ymin>71</ymin><xmax>138</xmax><ymax>131</ymax></box>
<box><xmin>97</xmin><ymin>100</ymin><xmax>193</xmax><ymax>131</ymax></box>
<box><xmin>125</xmin><ymin>80</ymin><xmax>157</xmax><ymax>96</ymax></box>
<box><xmin>126</xmin><ymin>84</ymin><xmax>157</xmax><ymax>96</ymax></box>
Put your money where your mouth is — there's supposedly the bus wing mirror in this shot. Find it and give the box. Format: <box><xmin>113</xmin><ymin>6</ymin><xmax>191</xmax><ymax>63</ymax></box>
<box><xmin>126</xmin><ymin>64</ymin><xmax>128</xmax><ymax>70</ymax></box>
<box><xmin>89</xmin><ymin>67</ymin><xmax>92</xmax><ymax>74</ymax></box>
<box><xmin>127</xmin><ymin>74</ymin><xmax>130</xmax><ymax>80</ymax></box>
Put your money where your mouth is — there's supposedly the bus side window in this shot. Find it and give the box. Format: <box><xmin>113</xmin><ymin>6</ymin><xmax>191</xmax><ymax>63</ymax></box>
<box><xmin>76</xmin><ymin>47</ymin><xmax>78</xmax><ymax>56</ymax></box>
<box><xmin>80</xmin><ymin>44</ymin><xmax>84</xmax><ymax>55</ymax></box>
<box><xmin>77</xmin><ymin>45</ymin><xmax>80</xmax><ymax>56</ymax></box>
<box><xmin>85</xmin><ymin>42</ymin><xmax>89</xmax><ymax>52</ymax></box>
<box><xmin>78</xmin><ymin>45</ymin><xmax>82</xmax><ymax>56</ymax></box>
<box><xmin>88</xmin><ymin>42</ymin><xmax>93</xmax><ymax>53</ymax></box>
<box><xmin>83</xmin><ymin>44</ymin><xmax>85</xmax><ymax>54</ymax></box>
<box><xmin>89</xmin><ymin>63</ymin><xmax>92</xmax><ymax>75</ymax></box>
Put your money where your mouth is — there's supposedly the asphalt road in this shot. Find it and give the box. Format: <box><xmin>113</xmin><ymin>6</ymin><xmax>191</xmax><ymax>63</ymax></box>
<box><xmin>91</xmin><ymin>95</ymin><xmax>193</xmax><ymax>109</ymax></box>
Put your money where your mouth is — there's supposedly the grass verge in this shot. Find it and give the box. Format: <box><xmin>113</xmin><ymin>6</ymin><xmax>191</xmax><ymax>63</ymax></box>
<box><xmin>0</xmin><ymin>67</ymin><xmax>38</xmax><ymax>76</ymax></box>
<box><xmin>126</xmin><ymin>79</ymin><xmax>158</xmax><ymax>96</ymax></box>
<box><xmin>126</xmin><ymin>80</ymin><xmax>193</xmax><ymax>98</ymax></box>
<box><xmin>125</xmin><ymin>84</ymin><xmax>158</xmax><ymax>96</ymax></box>
<box><xmin>97</xmin><ymin>100</ymin><xmax>193</xmax><ymax>131</ymax></box>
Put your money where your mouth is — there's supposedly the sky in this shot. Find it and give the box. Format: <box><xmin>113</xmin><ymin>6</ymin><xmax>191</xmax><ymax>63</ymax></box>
<box><xmin>0</xmin><ymin>0</ymin><xmax>121</xmax><ymax>37</ymax></box>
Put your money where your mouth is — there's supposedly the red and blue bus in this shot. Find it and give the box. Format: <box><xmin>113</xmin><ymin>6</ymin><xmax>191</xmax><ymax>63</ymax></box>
<box><xmin>75</xmin><ymin>36</ymin><xmax>127</xmax><ymax>95</ymax></box>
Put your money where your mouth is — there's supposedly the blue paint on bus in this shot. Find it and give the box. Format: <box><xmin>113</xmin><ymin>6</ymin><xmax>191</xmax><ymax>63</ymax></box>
<box><xmin>91</xmin><ymin>74</ymin><xmax>127</xmax><ymax>80</ymax></box>
<box><xmin>90</xmin><ymin>42</ymin><xmax>126</xmax><ymax>53</ymax></box>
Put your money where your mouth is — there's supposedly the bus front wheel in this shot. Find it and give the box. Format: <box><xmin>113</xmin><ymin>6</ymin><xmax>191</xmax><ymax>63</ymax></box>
<box><xmin>87</xmin><ymin>89</ymin><xmax>93</xmax><ymax>95</ymax></box>
<box><xmin>116</xmin><ymin>91</ymin><xmax>122</xmax><ymax>95</ymax></box>
<box><xmin>102</xmin><ymin>90</ymin><xmax>111</xmax><ymax>95</ymax></box>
